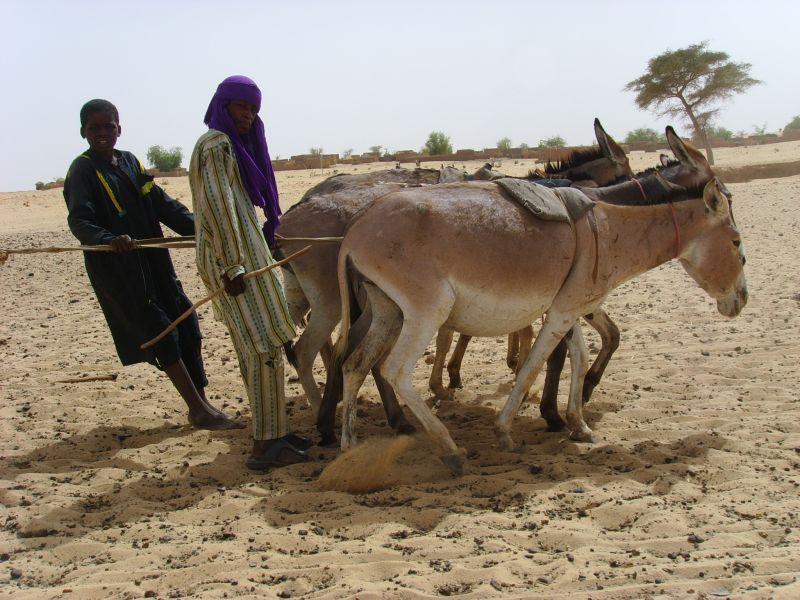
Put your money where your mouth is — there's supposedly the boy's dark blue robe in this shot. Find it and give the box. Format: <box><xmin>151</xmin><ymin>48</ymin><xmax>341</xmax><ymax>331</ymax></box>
<box><xmin>64</xmin><ymin>149</ymin><xmax>206</xmax><ymax>388</ymax></box>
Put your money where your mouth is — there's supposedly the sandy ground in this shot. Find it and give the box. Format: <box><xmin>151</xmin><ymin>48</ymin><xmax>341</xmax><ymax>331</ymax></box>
<box><xmin>1</xmin><ymin>142</ymin><xmax>799</xmax><ymax>599</ymax></box>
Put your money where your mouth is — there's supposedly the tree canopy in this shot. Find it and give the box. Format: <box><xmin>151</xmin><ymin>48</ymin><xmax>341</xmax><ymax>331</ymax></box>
<box><xmin>625</xmin><ymin>128</ymin><xmax>666</xmax><ymax>144</ymax></box>
<box><xmin>496</xmin><ymin>137</ymin><xmax>512</xmax><ymax>150</ymax></box>
<box><xmin>537</xmin><ymin>135</ymin><xmax>566</xmax><ymax>148</ymax></box>
<box><xmin>146</xmin><ymin>145</ymin><xmax>183</xmax><ymax>172</ymax></box>
<box><xmin>625</xmin><ymin>41</ymin><xmax>760</xmax><ymax>164</ymax></box>
<box><xmin>423</xmin><ymin>132</ymin><xmax>453</xmax><ymax>155</ymax></box>
<box><xmin>785</xmin><ymin>115</ymin><xmax>800</xmax><ymax>131</ymax></box>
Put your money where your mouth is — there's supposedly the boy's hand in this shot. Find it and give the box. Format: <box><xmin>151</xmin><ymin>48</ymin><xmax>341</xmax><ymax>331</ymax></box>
<box><xmin>222</xmin><ymin>273</ymin><xmax>246</xmax><ymax>296</ymax></box>
<box><xmin>110</xmin><ymin>235</ymin><xmax>135</xmax><ymax>253</ymax></box>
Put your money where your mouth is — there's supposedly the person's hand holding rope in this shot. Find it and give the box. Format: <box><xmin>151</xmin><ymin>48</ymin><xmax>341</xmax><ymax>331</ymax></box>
<box><xmin>222</xmin><ymin>272</ymin><xmax>246</xmax><ymax>296</ymax></box>
<box><xmin>110</xmin><ymin>235</ymin><xmax>136</xmax><ymax>253</ymax></box>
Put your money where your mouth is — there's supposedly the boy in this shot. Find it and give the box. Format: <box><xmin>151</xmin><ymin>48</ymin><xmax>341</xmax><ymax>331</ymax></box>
<box><xmin>64</xmin><ymin>99</ymin><xmax>240</xmax><ymax>430</ymax></box>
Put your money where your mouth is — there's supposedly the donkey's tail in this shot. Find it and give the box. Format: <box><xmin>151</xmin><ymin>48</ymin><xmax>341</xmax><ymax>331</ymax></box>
<box><xmin>332</xmin><ymin>246</ymin><xmax>353</xmax><ymax>363</ymax></box>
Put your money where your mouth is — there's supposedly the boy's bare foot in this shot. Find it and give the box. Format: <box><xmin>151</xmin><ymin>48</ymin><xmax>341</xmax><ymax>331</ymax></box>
<box><xmin>189</xmin><ymin>410</ymin><xmax>244</xmax><ymax>430</ymax></box>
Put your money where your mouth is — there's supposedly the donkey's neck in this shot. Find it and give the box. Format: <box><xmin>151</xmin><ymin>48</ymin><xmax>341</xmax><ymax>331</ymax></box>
<box><xmin>597</xmin><ymin>197</ymin><xmax>705</xmax><ymax>289</ymax></box>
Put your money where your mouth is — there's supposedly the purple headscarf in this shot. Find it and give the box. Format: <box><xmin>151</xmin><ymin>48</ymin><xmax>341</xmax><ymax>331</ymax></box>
<box><xmin>204</xmin><ymin>75</ymin><xmax>281</xmax><ymax>246</ymax></box>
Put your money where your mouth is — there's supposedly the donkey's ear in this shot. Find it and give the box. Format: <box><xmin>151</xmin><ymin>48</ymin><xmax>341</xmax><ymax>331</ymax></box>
<box><xmin>703</xmin><ymin>178</ymin><xmax>730</xmax><ymax>216</ymax></box>
<box><xmin>667</xmin><ymin>126</ymin><xmax>699</xmax><ymax>170</ymax></box>
<box><xmin>595</xmin><ymin>118</ymin><xmax>627</xmax><ymax>166</ymax></box>
<box><xmin>660</xmin><ymin>153</ymin><xmax>671</xmax><ymax>167</ymax></box>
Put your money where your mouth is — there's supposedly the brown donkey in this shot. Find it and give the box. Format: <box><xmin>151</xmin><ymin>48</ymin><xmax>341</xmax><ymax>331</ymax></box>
<box><xmin>332</xmin><ymin>127</ymin><xmax>747</xmax><ymax>474</ymax></box>
<box><xmin>279</xmin><ymin>121</ymin><xmax>631</xmax><ymax>444</ymax></box>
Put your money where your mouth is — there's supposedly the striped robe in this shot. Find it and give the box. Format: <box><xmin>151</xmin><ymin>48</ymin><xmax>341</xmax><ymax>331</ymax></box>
<box><xmin>189</xmin><ymin>130</ymin><xmax>296</xmax><ymax>439</ymax></box>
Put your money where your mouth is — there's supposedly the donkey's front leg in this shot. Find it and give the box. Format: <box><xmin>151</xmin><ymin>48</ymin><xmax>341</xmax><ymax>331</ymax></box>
<box><xmin>564</xmin><ymin>323</ymin><xmax>594</xmax><ymax>443</ymax></box>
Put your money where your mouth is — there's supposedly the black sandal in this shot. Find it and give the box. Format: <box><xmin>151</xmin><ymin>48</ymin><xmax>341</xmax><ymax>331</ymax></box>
<box><xmin>246</xmin><ymin>439</ymin><xmax>310</xmax><ymax>471</ymax></box>
<box><xmin>283</xmin><ymin>432</ymin><xmax>313</xmax><ymax>450</ymax></box>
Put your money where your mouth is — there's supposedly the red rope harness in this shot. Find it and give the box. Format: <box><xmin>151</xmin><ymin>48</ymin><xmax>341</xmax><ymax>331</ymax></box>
<box><xmin>633</xmin><ymin>178</ymin><xmax>682</xmax><ymax>258</ymax></box>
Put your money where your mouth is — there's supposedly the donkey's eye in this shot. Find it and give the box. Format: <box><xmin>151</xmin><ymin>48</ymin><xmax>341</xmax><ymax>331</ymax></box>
<box><xmin>733</xmin><ymin>239</ymin><xmax>741</xmax><ymax>248</ymax></box>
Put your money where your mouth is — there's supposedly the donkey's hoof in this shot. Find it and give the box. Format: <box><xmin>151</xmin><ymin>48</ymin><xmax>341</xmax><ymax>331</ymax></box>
<box><xmin>544</xmin><ymin>419</ymin><xmax>567</xmax><ymax>433</ymax></box>
<box><xmin>318</xmin><ymin>431</ymin><xmax>338</xmax><ymax>448</ymax></box>
<box><xmin>340</xmin><ymin>435</ymin><xmax>357</xmax><ymax>451</ymax></box>
<box><xmin>497</xmin><ymin>431</ymin><xmax>516</xmax><ymax>451</ymax></box>
<box><xmin>447</xmin><ymin>374</ymin><xmax>463</xmax><ymax>389</ymax></box>
<box><xmin>569</xmin><ymin>429</ymin><xmax>596</xmax><ymax>444</ymax></box>
<box><xmin>441</xmin><ymin>453</ymin><xmax>466</xmax><ymax>476</ymax></box>
<box><xmin>395</xmin><ymin>421</ymin><xmax>417</xmax><ymax>436</ymax></box>
<box><xmin>506</xmin><ymin>358</ymin><xmax>518</xmax><ymax>371</ymax></box>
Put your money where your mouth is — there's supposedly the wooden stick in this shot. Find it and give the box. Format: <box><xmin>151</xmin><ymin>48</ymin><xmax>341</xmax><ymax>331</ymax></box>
<box><xmin>276</xmin><ymin>235</ymin><xmax>343</xmax><ymax>244</ymax></box>
<box><xmin>57</xmin><ymin>374</ymin><xmax>119</xmax><ymax>383</ymax></box>
<box><xmin>140</xmin><ymin>245</ymin><xmax>312</xmax><ymax>350</ymax></box>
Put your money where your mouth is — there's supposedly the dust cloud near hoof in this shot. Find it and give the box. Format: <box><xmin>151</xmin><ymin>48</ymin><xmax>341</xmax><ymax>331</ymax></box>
<box><xmin>317</xmin><ymin>436</ymin><xmax>416</xmax><ymax>493</ymax></box>
<box><xmin>317</xmin><ymin>435</ymin><xmax>452</xmax><ymax>493</ymax></box>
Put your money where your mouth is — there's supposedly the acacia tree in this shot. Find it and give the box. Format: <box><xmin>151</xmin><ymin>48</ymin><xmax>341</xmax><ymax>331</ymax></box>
<box><xmin>625</xmin><ymin>41</ymin><xmax>760</xmax><ymax>165</ymax></box>
<box><xmin>496</xmin><ymin>137</ymin><xmax>512</xmax><ymax>151</ymax></box>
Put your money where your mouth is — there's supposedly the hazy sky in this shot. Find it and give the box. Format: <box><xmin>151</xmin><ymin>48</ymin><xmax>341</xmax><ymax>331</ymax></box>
<box><xmin>2</xmin><ymin>0</ymin><xmax>798</xmax><ymax>192</ymax></box>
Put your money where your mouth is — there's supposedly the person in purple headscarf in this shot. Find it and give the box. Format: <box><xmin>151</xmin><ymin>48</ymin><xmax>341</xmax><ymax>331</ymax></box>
<box><xmin>189</xmin><ymin>76</ymin><xmax>311</xmax><ymax>471</ymax></box>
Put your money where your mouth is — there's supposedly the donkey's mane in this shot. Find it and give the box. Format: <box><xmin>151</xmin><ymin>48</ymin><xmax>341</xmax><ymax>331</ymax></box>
<box><xmin>543</xmin><ymin>146</ymin><xmax>606</xmax><ymax>175</ymax></box>
<box><xmin>593</xmin><ymin>174</ymin><xmax>707</xmax><ymax>206</ymax></box>
<box><xmin>632</xmin><ymin>158</ymin><xmax>680</xmax><ymax>178</ymax></box>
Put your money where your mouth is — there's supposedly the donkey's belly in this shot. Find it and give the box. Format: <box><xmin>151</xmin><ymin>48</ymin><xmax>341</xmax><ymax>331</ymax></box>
<box><xmin>445</xmin><ymin>282</ymin><xmax>554</xmax><ymax>337</ymax></box>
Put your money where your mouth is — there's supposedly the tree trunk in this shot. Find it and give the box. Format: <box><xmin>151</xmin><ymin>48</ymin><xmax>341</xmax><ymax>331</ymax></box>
<box><xmin>678</xmin><ymin>95</ymin><xmax>715</xmax><ymax>165</ymax></box>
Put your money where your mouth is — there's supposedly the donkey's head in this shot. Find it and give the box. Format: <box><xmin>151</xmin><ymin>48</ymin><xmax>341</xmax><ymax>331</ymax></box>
<box><xmin>679</xmin><ymin>178</ymin><xmax>748</xmax><ymax>318</ymax></box>
<box><xmin>544</xmin><ymin>119</ymin><xmax>631</xmax><ymax>187</ymax></box>
<box><xmin>658</xmin><ymin>126</ymin><xmax>716</xmax><ymax>189</ymax></box>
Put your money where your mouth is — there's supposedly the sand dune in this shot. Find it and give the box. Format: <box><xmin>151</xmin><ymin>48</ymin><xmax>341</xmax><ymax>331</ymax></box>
<box><xmin>1</xmin><ymin>144</ymin><xmax>799</xmax><ymax>598</ymax></box>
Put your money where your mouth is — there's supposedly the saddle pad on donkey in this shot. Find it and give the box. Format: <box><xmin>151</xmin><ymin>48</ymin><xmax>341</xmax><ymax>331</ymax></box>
<box><xmin>495</xmin><ymin>177</ymin><xmax>595</xmax><ymax>223</ymax></box>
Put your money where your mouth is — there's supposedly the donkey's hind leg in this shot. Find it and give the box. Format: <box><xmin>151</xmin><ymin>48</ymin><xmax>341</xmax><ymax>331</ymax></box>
<box><xmin>380</xmin><ymin>294</ymin><xmax>464</xmax><ymax>474</ymax></box>
<box><xmin>339</xmin><ymin>284</ymin><xmax>402</xmax><ymax>449</ymax></box>
<box><xmin>429</xmin><ymin>328</ymin><xmax>454</xmax><ymax>400</ymax></box>
<box><xmin>581</xmin><ymin>308</ymin><xmax>620</xmax><ymax>405</ymax></box>
<box><xmin>496</xmin><ymin>312</ymin><xmax>576</xmax><ymax>450</ymax></box>
<box><xmin>294</xmin><ymin>300</ymin><xmax>341</xmax><ymax>411</ymax></box>
<box><xmin>446</xmin><ymin>334</ymin><xmax>471</xmax><ymax>389</ymax></box>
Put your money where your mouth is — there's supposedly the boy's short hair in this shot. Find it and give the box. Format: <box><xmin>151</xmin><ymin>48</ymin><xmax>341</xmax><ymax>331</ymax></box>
<box><xmin>80</xmin><ymin>99</ymin><xmax>119</xmax><ymax>128</ymax></box>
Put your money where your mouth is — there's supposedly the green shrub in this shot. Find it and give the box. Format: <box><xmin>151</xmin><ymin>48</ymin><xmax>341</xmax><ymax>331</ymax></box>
<box><xmin>707</xmin><ymin>125</ymin><xmax>733</xmax><ymax>140</ymax></box>
<box><xmin>624</xmin><ymin>128</ymin><xmax>666</xmax><ymax>144</ymax></box>
<box><xmin>309</xmin><ymin>147</ymin><xmax>324</xmax><ymax>156</ymax></box>
<box><xmin>785</xmin><ymin>115</ymin><xmax>800</xmax><ymax>131</ymax></box>
<box><xmin>496</xmin><ymin>137</ymin><xmax>512</xmax><ymax>150</ymax></box>
<box><xmin>146</xmin><ymin>145</ymin><xmax>183</xmax><ymax>171</ymax></box>
<box><xmin>537</xmin><ymin>135</ymin><xmax>566</xmax><ymax>148</ymax></box>
<box><xmin>422</xmin><ymin>132</ymin><xmax>453</xmax><ymax>155</ymax></box>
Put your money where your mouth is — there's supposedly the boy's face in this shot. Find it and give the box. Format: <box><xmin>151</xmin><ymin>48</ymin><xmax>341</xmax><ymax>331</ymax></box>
<box><xmin>226</xmin><ymin>100</ymin><xmax>257</xmax><ymax>135</ymax></box>
<box><xmin>82</xmin><ymin>111</ymin><xmax>121</xmax><ymax>154</ymax></box>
